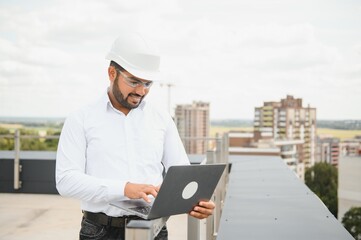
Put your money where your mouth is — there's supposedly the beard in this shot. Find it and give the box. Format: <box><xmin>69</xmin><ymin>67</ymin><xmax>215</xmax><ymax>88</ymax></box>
<box><xmin>112</xmin><ymin>76</ymin><xmax>144</xmax><ymax>110</ymax></box>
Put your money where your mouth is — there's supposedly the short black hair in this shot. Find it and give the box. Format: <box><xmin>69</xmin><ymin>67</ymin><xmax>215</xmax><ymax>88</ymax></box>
<box><xmin>109</xmin><ymin>61</ymin><xmax>125</xmax><ymax>72</ymax></box>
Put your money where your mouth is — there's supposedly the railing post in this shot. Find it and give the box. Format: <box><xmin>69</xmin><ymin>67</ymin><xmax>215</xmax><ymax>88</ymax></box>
<box><xmin>125</xmin><ymin>217</ymin><xmax>169</xmax><ymax>240</ymax></box>
<box><xmin>14</xmin><ymin>129</ymin><xmax>22</xmax><ymax>190</ymax></box>
<box><xmin>188</xmin><ymin>215</ymin><xmax>202</xmax><ymax>240</ymax></box>
<box><xmin>188</xmin><ymin>150</ymin><xmax>215</xmax><ymax>240</ymax></box>
<box><xmin>214</xmin><ymin>137</ymin><xmax>224</xmax><ymax>238</ymax></box>
<box><xmin>221</xmin><ymin>133</ymin><xmax>229</xmax><ymax>200</ymax></box>
<box><xmin>207</xmin><ymin>134</ymin><xmax>229</xmax><ymax>239</ymax></box>
<box><xmin>206</xmin><ymin>194</ymin><xmax>216</xmax><ymax>240</ymax></box>
<box><xmin>184</xmin><ymin>135</ymin><xmax>229</xmax><ymax>240</ymax></box>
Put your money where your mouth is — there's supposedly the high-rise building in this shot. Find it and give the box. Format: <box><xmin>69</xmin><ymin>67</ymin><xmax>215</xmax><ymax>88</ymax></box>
<box><xmin>254</xmin><ymin>95</ymin><xmax>317</xmax><ymax>168</ymax></box>
<box><xmin>174</xmin><ymin>101</ymin><xmax>210</xmax><ymax>154</ymax></box>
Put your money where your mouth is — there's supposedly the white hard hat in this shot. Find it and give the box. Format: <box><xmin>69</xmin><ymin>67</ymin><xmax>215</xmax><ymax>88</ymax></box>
<box><xmin>106</xmin><ymin>32</ymin><xmax>161</xmax><ymax>81</ymax></box>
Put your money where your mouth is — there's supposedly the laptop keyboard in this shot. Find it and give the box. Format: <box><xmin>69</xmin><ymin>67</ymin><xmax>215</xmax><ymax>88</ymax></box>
<box><xmin>129</xmin><ymin>206</ymin><xmax>152</xmax><ymax>215</ymax></box>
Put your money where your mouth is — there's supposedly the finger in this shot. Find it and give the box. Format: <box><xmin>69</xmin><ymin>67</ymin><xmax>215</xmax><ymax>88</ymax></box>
<box><xmin>142</xmin><ymin>185</ymin><xmax>158</xmax><ymax>197</ymax></box>
<box><xmin>189</xmin><ymin>210</ymin><xmax>208</xmax><ymax>220</ymax></box>
<box><xmin>140</xmin><ymin>192</ymin><xmax>151</xmax><ymax>203</ymax></box>
<box><xmin>148</xmin><ymin>188</ymin><xmax>158</xmax><ymax>198</ymax></box>
<box><xmin>141</xmin><ymin>185</ymin><xmax>159</xmax><ymax>201</ymax></box>
<box><xmin>199</xmin><ymin>201</ymin><xmax>215</xmax><ymax>209</ymax></box>
<box><xmin>193</xmin><ymin>206</ymin><xmax>213</xmax><ymax>216</ymax></box>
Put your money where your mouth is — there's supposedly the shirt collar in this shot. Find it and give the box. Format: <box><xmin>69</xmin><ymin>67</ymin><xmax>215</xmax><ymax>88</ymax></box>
<box><xmin>103</xmin><ymin>88</ymin><xmax>146</xmax><ymax>114</ymax></box>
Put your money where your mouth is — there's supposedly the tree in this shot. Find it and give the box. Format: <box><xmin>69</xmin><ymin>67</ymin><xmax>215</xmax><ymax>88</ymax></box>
<box><xmin>19</xmin><ymin>128</ymin><xmax>47</xmax><ymax>150</ymax></box>
<box><xmin>44</xmin><ymin>130</ymin><xmax>60</xmax><ymax>151</ymax></box>
<box><xmin>0</xmin><ymin>127</ymin><xmax>14</xmax><ymax>150</ymax></box>
<box><xmin>342</xmin><ymin>207</ymin><xmax>361</xmax><ymax>240</ymax></box>
<box><xmin>305</xmin><ymin>162</ymin><xmax>338</xmax><ymax>217</ymax></box>
<box><xmin>0</xmin><ymin>127</ymin><xmax>62</xmax><ymax>151</ymax></box>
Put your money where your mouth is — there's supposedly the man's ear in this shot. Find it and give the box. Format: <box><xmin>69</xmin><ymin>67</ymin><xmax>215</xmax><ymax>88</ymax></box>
<box><xmin>108</xmin><ymin>66</ymin><xmax>117</xmax><ymax>83</ymax></box>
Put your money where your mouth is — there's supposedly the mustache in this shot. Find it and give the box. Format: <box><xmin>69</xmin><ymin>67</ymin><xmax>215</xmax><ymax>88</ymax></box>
<box><xmin>129</xmin><ymin>93</ymin><xmax>143</xmax><ymax>98</ymax></box>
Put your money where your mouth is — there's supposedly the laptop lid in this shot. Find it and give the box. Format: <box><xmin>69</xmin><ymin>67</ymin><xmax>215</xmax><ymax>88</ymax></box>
<box><xmin>110</xmin><ymin>163</ymin><xmax>226</xmax><ymax>219</ymax></box>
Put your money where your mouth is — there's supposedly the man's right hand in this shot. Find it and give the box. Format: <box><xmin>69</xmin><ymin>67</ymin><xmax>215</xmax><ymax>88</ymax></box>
<box><xmin>124</xmin><ymin>182</ymin><xmax>160</xmax><ymax>203</ymax></box>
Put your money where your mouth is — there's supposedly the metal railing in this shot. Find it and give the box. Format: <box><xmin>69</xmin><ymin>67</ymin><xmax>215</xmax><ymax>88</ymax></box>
<box><xmin>1</xmin><ymin>131</ymin><xmax>230</xmax><ymax>239</ymax></box>
<box><xmin>14</xmin><ymin>130</ymin><xmax>21</xmax><ymax>189</ymax></box>
<box><xmin>0</xmin><ymin>130</ymin><xmax>59</xmax><ymax>190</ymax></box>
<box><xmin>125</xmin><ymin>217</ymin><xmax>170</xmax><ymax>239</ymax></box>
<box><xmin>126</xmin><ymin>134</ymin><xmax>230</xmax><ymax>240</ymax></box>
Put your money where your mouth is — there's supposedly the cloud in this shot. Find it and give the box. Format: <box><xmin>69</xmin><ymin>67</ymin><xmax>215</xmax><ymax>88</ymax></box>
<box><xmin>0</xmin><ymin>0</ymin><xmax>360</xmax><ymax>119</ymax></box>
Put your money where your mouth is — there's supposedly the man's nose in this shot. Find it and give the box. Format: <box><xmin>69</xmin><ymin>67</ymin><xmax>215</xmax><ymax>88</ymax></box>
<box><xmin>134</xmin><ymin>85</ymin><xmax>147</xmax><ymax>96</ymax></box>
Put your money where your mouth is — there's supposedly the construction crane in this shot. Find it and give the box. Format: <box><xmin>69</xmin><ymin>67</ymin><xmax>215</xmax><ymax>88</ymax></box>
<box><xmin>160</xmin><ymin>82</ymin><xmax>175</xmax><ymax>115</ymax></box>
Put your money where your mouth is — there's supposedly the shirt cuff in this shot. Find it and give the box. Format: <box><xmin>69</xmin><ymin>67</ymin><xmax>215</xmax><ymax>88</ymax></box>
<box><xmin>104</xmin><ymin>179</ymin><xmax>128</xmax><ymax>202</ymax></box>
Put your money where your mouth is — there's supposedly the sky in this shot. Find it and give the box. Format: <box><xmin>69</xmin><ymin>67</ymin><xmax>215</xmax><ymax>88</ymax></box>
<box><xmin>0</xmin><ymin>0</ymin><xmax>360</xmax><ymax>120</ymax></box>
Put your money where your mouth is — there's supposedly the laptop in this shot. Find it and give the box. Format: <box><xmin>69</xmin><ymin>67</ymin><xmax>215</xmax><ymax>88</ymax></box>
<box><xmin>110</xmin><ymin>163</ymin><xmax>226</xmax><ymax>220</ymax></box>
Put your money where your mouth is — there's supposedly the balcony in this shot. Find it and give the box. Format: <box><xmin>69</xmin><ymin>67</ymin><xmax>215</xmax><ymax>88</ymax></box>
<box><xmin>263</xmin><ymin>106</ymin><xmax>274</xmax><ymax>111</ymax></box>
<box><xmin>262</xmin><ymin>122</ymin><xmax>273</xmax><ymax>127</ymax></box>
<box><xmin>262</xmin><ymin>110</ymin><xmax>273</xmax><ymax>116</ymax></box>
<box><xmin>281</xmin><ymin>150</ymin><xmax>297</xmax><ymax>156</ymax></box>
<box><xmin>263</xmin><ymin>116</ymin><xmax>273</xmax><ymax>121</ymax></box>
<box><xmin>282</xmin><ymin>157</ymin><xmax>297</xmax><ymax>164</ymax></box>
<box><xmin>278</xmin><ymin>129</ymin><xmax>286</xmax><ymax>134</ymax></box>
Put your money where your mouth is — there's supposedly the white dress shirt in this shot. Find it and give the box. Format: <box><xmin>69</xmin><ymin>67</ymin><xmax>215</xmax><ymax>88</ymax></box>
<box><xmin>56</xmin><ymin>91</ymin><xmax>189</xmax><ymax>216</ymax></box>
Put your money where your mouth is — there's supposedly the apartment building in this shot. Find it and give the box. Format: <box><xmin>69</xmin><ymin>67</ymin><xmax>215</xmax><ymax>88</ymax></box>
<box><xmin>174</xmin><ymin>101</ymin><xmax>210</xmax><ymax>154</ymax></box>
<box><xmin>228</xmin><ymin>130</ymin><xmax>305</xmax><ymax>180</ymax></box>
<box><xmin>254</xmin><ymin>95</ymin><xmax>317</xmax><ymax>168</ymax></box>
<box><xmin>316</xmin><ymin>137</ymin><xmax>340</xmax><ymax>167</ymax></box>
<box><xmin>340</xmin><ymin>138</ymin><xmax>361</xmax><ymax>156</ymax></box>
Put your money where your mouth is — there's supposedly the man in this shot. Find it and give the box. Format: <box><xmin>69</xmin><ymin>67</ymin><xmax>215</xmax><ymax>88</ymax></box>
<box><xmin>56</xmin><ymin>32</ymin><xmax>215</xmax><ymax>240</ymax></box>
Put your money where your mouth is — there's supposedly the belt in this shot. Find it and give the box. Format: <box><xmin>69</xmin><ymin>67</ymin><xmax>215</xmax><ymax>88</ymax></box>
<box><xmin>83</xmin><ymin>211</ymin><xmax>142</xmax><ymax>228</ymax></box>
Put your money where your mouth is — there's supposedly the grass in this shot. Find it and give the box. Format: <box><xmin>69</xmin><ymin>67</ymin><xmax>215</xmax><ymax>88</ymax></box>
<box><xmin>210</xmin><ymin>126</ymin><xmax>253</xmax><ymax>137</ymax></box>
<box><xmin>1</xmin><ymin>124</ymin><xmax>361</xmax><ymax>140</ymax></box>
<box><xmin>0</xmin><ymin>123</ymin><xmax>24</xmax><ymax>130</ymax></box>
<box><xmin>210</xmin><ymin>126</ymin><xmax>361</xmax><ymax>140</ymax></box>
<box><xmin>316</xmin><ymin>128</ymin><xmax>361</xmax><ymax>140</ymax></box>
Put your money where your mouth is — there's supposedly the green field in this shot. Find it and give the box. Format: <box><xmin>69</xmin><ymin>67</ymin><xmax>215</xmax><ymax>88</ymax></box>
<box><xmin>316</xmin><ymin>128</ymin><xmax>361</xmax><ymax>140</ymax></box>
<box><xmin>2</xmin><ymin>123</ymin><xmax>361</xmax><ymax>140</ymax></box>
<box><xmin>210</xmin><ymin>126</ymin><xmax>253</xmax><ymax>137</ymax></box>
<box><xmin>210</xmin><ymin>126</ymin><xmax>361</xmax><ymax>140</ymax></box>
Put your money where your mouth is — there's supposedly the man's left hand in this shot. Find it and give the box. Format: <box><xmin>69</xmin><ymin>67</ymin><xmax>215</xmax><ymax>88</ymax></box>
<box><xmin>189</xmin><ymin>200</ymin><xmax>215</xmax><ymax>219</ymax></box>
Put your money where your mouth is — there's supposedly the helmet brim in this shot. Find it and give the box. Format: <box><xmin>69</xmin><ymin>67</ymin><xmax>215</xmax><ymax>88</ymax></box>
<box><xmin>106</xmin><ymin>53</ymin><xmax>161</xmax><ymax>82</ymax></box>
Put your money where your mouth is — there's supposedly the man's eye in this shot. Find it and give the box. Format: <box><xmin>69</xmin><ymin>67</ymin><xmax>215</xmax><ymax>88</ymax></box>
<box><xmin>130</xmin><ymin>81</ymin><xmax>139</xmax><ymax>85</ymax></box>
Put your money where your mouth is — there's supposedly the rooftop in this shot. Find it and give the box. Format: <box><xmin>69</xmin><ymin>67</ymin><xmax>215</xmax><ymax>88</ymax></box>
<box><xmin>0</xmin><ymin>193</ymin><xmax>187</xmax><ymax>240</ymax></box>
<box><xmin>0</xmin><ymin>151</ymin><xmax>354</xmax><ymax>239</ymax></box>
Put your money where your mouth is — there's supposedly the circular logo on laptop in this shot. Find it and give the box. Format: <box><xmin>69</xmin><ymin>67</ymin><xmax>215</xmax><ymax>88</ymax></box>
<box><xmin>182</xmin><ymin>181</ymin><xmax>198</xmax><ymax>199</ymax></box>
